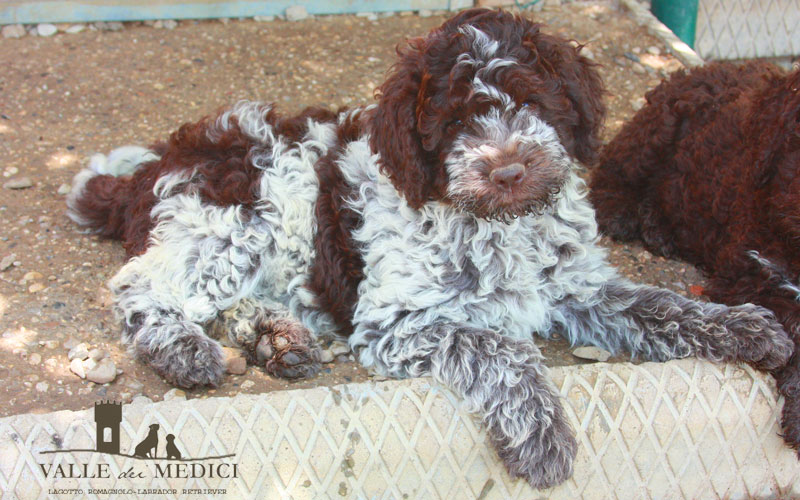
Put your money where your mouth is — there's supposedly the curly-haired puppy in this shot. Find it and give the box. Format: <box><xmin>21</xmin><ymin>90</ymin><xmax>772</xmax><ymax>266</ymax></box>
<box><xmin>590</xmin><ymin>61</ymin><xmax>800</xmax><ymax>454</ymax></box>
<box><xmin>67</xmin><ymin>11</ymin><xmax>792</xmax><ymax>487</ymax></box>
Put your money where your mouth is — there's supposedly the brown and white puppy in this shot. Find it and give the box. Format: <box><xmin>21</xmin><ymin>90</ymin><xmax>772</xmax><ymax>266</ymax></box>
<box><xmin>68</xmin><ymin>11</ymin><xmax>792</xmax><ymax>487</ymax></box>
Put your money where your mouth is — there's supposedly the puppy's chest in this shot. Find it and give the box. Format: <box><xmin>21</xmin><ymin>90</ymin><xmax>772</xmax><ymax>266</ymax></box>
<box><xmin>357</xmin><ymin>206</ymin><xmax>566</xmax><ymax>332</ymax></box>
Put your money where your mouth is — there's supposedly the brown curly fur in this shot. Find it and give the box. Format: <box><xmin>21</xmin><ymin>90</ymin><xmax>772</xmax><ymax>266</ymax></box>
<box><xmin>589</xmin><ymin>61</ymin><xmax>800</xmax><ymax>454</ymax></box>
<box><xmin>70</xmin><ymin>106</ymin><xmax>339</xmax><ymax>257</ymax></box>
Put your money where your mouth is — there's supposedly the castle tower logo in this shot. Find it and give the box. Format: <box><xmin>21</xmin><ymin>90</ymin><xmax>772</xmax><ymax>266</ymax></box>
<box><xmin>95</xmin><ymin>401</ymin><xmax>122</xmax><ymax>455</ymax></box>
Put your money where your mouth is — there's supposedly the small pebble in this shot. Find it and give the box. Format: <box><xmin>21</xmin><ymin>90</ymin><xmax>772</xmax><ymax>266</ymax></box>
<box><xmin>356</xmin><ymin>12</ymin><xmax>378</xmax><ymax>21</ymax></box>
<box><xmin>647</xmin><ymin>45</ymin><xmax>661</xmax><ymax>55</ymax></box>
<box><xmin>253</xmin><ymin>16</ymin><xmax>275</xmax><ymax>22</ymax></box>
<box><xmin>330</xmin><ymin>342</ymin><xmax>350</xmax><ymax>356</ymax></box>
<box><xmin>285</xmin><ymin>5</ymin><xmax>309</xmax><ymax>21</ymax></box>
<box><xmin>88</xmin><ymin>348</ymin><xmax>107</xmax><ymax>361</ymax></box>
<box><xmin>632</xmin><ymin>63</ymin><xmax>647</xmax><ymax>75</ymax></box>
<box><xmin>28</xmin><ymin>283</ymin><xmax>46</xmax><ymax>293</ymax></box>
<box><xmin>0</xmin><ymin>254</ymin><xmax>16</xmax><ymax>271</ymax></box>
<box><xmin>240</xmin><ymin>380</ymin><xmax>255</xmax><ymax>390</ymax></box>
<box><xmin>70</xmin><ymin>358</ymin><xmax>86</xmax><ymax>378</ymax></box>
<box><xmin>68</xmin><ymin>343</ymin><xmax>90</xmax><ymax>361</ymax></box>
<box><xmin>418</xmin><ymin>9</ymin><xmax>433</xmax><ymax>18</ymax></box>
<box><xmin>57</xmin><ymin>183</ymin><xmax>71</xmax><ymax>195</ymax></box>
<box><xmin>83</xmin><ymin>358</ymin><xmax>97</xmax><ymax>372</ymax></box>
<box><xmin>163</xmin><ymin>388</ymin><xmax>186</xmax><ymax>401</ymax></box>
<box><xmin>36</xmin><ymin>382</ymin><xmax>49</xmax><ymax>393</ymax></box>
<box><xmin>162</xmin><ymin>19</ymin><xmax>178</xmax><ymax>29</ymax></box>
<box><xmin>86</xmin><ymin>358</ymin><xmax>117</xmax><ymax>384</ymax></box>
<box><xmin>2</xmin><ymin>24</ymin><xmax>26</xmax><ymax>39</ymax></box>
<box><xmin>572</xmin><ymin>346</ymin><xmax>612</xmax><ymax>362</ymax></box>
<box><xmin>631</xmin><ymin>97</ymin><xmax>646</xmax><ymax>111</ymax></box>
<box><xmin>223</xmin><ymin>347</ymin><xmax>247</xmax><ymax>375</ymax></box>
<box><xmin>23</xmin><ymin>271</ymin><xmax>43</xmax><ymax>282</ymax></box>
<box><xmin>36</xmin><ymin>24</ymin><xmax>57</xmax><ymax>37</ymax></box>
<box><xmin>29</xmin><ymin>353</ymin><xmax>42</xmax><ymax>365</ymax></box>
<box><xmin>319</xmin><ymin>349</ymin><xmax>334</xmax><ymax>363</ymax></box>
<box><xmin>4</xmin><ymin>177</ymin><xmax>33</xmax><ymax>190</ymax></box>
<box><xmin>65</xmin><ymin>24</ymin><xmax>85</xmax><ymax>34</ymax></box>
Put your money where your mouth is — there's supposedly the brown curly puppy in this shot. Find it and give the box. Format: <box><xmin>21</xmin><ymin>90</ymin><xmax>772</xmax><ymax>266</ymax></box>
<box><xmin>589</xmin><ymin>61</ymin><xmax>800</xmax><ymax>454</ymax></box>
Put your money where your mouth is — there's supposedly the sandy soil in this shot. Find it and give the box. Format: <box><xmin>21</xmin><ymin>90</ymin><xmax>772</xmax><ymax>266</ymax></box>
<box><xmin>0</xmin><ymin>2</ymin><xmax>707</xmax><ymax>417</ymax></box>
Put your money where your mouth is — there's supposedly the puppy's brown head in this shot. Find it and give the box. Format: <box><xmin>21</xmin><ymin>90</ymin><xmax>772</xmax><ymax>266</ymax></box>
<box><xmin>369</xmin><ymin>8</ymin><xmax>605</xmax><ymax>220</ymax></box>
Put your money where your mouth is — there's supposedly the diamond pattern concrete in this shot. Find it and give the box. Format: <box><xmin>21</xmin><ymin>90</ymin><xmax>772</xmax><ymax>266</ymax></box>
<box><xmin>696</xmin><ymin>0</ymin><xmax>800</xmax><ymax>59</ymax></box>
<box><xmin>1</xmin><ymin>359</ymin><xmax>798</xmax><ymax>499</ymax></box>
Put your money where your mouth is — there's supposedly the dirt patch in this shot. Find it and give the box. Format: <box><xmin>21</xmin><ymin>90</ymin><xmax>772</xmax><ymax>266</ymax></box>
<box><xmin>0</xmin><ymin>2</ymin><xmax>704</xmax><ymax>417</ymax></box>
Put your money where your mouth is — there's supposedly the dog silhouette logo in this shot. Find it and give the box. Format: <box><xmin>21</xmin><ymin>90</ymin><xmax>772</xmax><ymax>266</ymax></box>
<box><xmin>40</xmin><ymin>400</ymin><xmax>229</xmax><ymax>461</ymax></box>
<box><xmin>133</xmin><ymin>423</ymin><xmax>161</xmax><ymax>458</ymax></box>
<box><xmin>165</xmin><ymin>434</ymin><xmax>182</xmax><ymax>460</ymax></box>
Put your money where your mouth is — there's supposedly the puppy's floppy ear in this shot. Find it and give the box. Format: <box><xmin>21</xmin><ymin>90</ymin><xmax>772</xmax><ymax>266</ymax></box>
<box><xmin>530</xmin><ymin>31</ymin><xmax>606</xmax><ymax>165</ymax></box>
<box><xmin>369</xmin><ymin>38</ymin><xmax>435</xmax><ymax>210</ymax></box>
<box><xmin>562</xmin><ymin>47</ymin><xmax>606</xmax><ymax>164</ymax></box>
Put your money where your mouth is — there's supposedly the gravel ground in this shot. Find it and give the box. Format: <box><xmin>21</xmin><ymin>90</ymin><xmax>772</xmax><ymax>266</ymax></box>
<box><xmin>0</xmin><ymin>2</ymin><xmax>707</xmax><ymax>417</ymax></box>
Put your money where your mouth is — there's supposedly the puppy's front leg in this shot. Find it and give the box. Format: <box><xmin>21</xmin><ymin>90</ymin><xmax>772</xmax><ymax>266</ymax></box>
<box><xmin>109</xmin><ymin>199</ymin><xmax>275</xmax><ymax>388</ymax></box>
<box><xmin>355</xmin><ymin>322</ymin><xmax>576</xmax><ymax>489</ymax></box>
<box><xmin>554</xmin><ymin>277</ymin><xmax>793</xmax><ymax>370</ymax></box>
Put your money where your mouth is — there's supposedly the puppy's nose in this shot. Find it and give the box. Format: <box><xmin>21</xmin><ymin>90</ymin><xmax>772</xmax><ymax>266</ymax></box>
<box><xmin>489</xmin><ymin>163</ymin><xmax>525</xmax><ymax>189</ymax></box>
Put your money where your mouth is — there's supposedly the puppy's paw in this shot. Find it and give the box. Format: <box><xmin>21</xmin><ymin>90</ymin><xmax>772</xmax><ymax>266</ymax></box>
<box><xmin>494</xmin><ymin>413</ymin><xmax>577</xmax><ymax>489</ymax></box>
<box><xmin>253</xmin><ymin>318</ymin><xmax>321</xmax><ymax>380</ymax></box>
<box><xmin>144</xmin><ymin>331</ymin><xmax>225</xmax><ymax>388</ymax></box>
<box><xmin>726</xmin><ymin>304</ymin><xmax>793</xmax><ymax>371</ymax></box>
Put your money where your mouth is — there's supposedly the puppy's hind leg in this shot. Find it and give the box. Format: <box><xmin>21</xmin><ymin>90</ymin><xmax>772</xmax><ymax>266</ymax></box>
<box><xmin>211</xmin><ymin>298</ymin><xmax>321</xmax><ymax>379</ymax></box>
<box><xmin>110</xmin><ymin>196</ymin><xmax>277</xmax><ymax>388</ymax></box>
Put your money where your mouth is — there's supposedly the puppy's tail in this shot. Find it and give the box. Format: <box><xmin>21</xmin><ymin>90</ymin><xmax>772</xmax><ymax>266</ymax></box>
<box><xmin>66</xmin><ymin>146</ymin><xmax>160</xmax><ymax>238</ymax></box>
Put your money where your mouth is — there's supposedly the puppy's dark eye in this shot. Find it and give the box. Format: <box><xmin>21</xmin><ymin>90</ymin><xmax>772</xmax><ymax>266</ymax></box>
<box><xmin>445</xmin><ymin>118</ymin><xmax>463</xmax><ymax>130</ymax></box>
